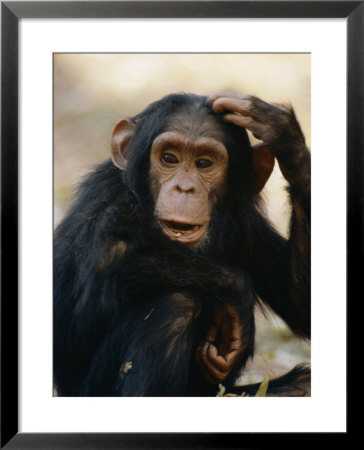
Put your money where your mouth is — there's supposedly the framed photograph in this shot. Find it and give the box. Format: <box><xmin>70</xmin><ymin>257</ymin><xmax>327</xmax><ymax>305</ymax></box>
<box><xmin>2</xmin><ymin>1</ymin><xmax>359</xmax><ymax>448</ymax></box>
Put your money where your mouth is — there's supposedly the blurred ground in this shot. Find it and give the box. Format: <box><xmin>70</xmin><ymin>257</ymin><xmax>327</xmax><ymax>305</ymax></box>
<box><xmin>54</xmin><ymin>53</ymin><xmax>311</xmax><ymax>386</ymax></box>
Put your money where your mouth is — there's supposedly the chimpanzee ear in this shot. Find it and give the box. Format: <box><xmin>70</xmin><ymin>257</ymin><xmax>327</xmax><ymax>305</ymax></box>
<box><xmin>252</xmin><ymin>144</ymin><xmax>275</xmax><ymax>192</ymax></box>
<box><xmin>111</xmin><ymin>119</ymin><xmax>136</xmax><ymax>170</ymax></box>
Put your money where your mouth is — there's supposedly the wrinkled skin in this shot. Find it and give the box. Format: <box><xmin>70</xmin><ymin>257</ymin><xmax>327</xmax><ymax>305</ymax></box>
<box><xmin>150</xmin><ymin>133</ymin><xmax>228</xmax><ymax>246</ymax></box>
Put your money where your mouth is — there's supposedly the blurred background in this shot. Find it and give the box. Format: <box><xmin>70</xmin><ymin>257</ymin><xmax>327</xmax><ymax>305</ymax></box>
<box><xmin>54</xmin><ymin>53</ymin><xmax>310</xmax><ymax>386</ymax></box>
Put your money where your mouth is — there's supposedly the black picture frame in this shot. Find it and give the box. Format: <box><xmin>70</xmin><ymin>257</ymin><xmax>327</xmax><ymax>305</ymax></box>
<box><xmin>1</xmin><ymin>1</ymin><xmax>359</xmax><ymax>448</ymax></box>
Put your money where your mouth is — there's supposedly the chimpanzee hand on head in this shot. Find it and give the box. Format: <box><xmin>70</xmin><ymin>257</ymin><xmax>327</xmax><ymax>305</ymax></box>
<box><xmin>208</xmin><ymin>92</ymin><xmax>310</xmax><ymax>187</ymax></box>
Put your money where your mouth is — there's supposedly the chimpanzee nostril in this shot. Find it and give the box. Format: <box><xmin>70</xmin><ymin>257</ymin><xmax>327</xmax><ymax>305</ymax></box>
<box><xmin>175</xmin><ymin>184</ymin><xmax>195</xmax><ymax>194</ymax></box>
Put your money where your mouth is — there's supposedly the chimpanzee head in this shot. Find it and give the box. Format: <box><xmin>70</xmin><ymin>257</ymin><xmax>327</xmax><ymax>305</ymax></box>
<box><xmin>111</xmin><ymin>94</ymin><xmax>273</xmax><ymax>248</ymax></box>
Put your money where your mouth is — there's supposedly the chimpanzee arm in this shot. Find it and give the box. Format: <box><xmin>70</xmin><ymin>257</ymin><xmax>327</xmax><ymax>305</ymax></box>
<box><xmin>80</xmin><ymin>291</ymin><xmax>205</xmax><ymax>396</ymax></box>
<box><xmin>269</xmin><ymin>105</ymin><xmax>310</xmax><ymax>337</ymax></box>
<box><xmin>53</xmin><ymin>163</ymin><xmax>142</xmax><ymax>394</ymax></box>
<box><xmin>209</xmin><ymin>94</ymin><xmax>310</xmax><ymax>337</ymax></box>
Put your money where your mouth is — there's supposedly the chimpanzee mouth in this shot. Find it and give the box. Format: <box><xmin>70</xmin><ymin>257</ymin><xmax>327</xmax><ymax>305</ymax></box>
<box><xmin>159</xmin><ymin>219</ymin><xmax>207</xmax><ymax>245</ymax></box>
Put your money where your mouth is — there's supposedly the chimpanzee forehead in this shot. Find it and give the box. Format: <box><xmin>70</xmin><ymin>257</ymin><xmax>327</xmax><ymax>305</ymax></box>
<box><xmin>165</xmin><ymin>105</ymin><xmax>226</xmax><ymax>142</ymax></box>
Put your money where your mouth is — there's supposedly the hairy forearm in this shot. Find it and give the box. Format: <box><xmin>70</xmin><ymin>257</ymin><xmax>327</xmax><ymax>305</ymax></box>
<box><xmin>275</xmin><ymin>134</ymin><xmax>311</xmax><ymax>336</ymax></box>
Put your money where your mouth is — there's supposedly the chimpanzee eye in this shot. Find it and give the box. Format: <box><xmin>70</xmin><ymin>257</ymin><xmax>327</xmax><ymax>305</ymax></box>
<box><xmin>161</xmin><ymin>152</ymin><xmax>179</xmax><ymax>164</ymax></box>
<box><xmin>196</xmin><ymin>158</ymin><xmax>213</xmax><ymax>169</ymax></box>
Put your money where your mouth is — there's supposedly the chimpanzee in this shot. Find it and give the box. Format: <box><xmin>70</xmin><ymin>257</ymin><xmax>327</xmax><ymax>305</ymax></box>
<box><xmin>54</xmin><ymin>92</ymin><xmax>310</xmax><ymax>397</ymax></box>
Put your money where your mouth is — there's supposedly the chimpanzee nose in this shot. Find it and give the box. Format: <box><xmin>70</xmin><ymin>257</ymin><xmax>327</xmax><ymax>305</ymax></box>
<box><xmin>174</xmin><ymin>183</ymin><xmax>196</xmax><ymax>194</ymax></box>
<box><xmin>168</xmin><ymin>171</ymin><xmax>198</xmax><ymax>195</ymax></box>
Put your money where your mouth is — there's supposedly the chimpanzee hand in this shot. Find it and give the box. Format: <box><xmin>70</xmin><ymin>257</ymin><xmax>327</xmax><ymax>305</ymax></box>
<box><xmin>208</xmin><ymin>93</ymin><xmax>310</xmax><ymax>187</ymax></box>
<box><xmin>195</xmin><ymin>305</ymin><xmax>246</xmax><ymax>384</ymax></box>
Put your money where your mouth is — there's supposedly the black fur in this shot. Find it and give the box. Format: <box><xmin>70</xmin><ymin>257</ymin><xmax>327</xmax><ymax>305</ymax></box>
<box><xmin>54</xmin><ymin>93</ymin><xmax>310</xmax><ymax>396</ymax></box>
<box><xmin>229</xmin><ymin>364</ymin><xmax>311</xmax><ymax>397</ymax></box>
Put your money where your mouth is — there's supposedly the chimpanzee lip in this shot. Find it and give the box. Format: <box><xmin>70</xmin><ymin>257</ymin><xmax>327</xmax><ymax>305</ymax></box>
<box><xmin>159</xmin><ymin>218</ymin><xmax>207</xmax><ymax>244</ymax></box>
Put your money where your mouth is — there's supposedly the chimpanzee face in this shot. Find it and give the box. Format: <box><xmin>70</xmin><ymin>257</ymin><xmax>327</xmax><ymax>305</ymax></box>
<box><xmin>110</xmin><ymin>95</ymin><xmax>273</xmax><ymax>248</ymax></box>
<box><xmin>149</xmin><ymin>115</ymin><xmax>228</xmax><ymax>247</ymax></box>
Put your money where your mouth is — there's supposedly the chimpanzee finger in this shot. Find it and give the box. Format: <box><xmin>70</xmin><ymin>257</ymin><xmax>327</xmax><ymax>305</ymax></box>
<box><xmin>206</xmin><ymin>343</ymin><xmax>231</xmax><ymax>373</ymax></box>
<box><xmin>210</xmin><ymin>97</ymin><xmax>252</xmax><ymax>116</ymax></box>
<box><xmin>223</xmin><ymin>113</ymin><xmax>254</xmax><ymax>129</ymax></box>
<box><xmin>200</xmin><ymin>344</ymin><xmax>229</xmax><ymax>382</ymax></box>
<box><xmin>205</xmin><ymin>306</ymin><xmax>224</xmax><ymax>343</ymax></box>
<box><xmin>207</xmin><ymin>92</ymin><xmax>238</xmax><ymax>105</ymax></box>
<box><xmin>196</xmin><ymin>344</ymin><xmax>226</xmax><ymax>384</ymax></box>
<box><xmin>223</xmin><ymin>306</ymin><xmax>246</xmax><ymax>365</ymax></box>
<box><xmin>228</xmin><ymin>311</ymin><xmax>246</xmax><ymax>355</ymax></box>
<box><xmin>225</xmin><ymin>347</ymin><xmax>242</xmax><ymax>366</ymax></box>
<box><xmin>195</xmin><ymin>346</ymin><xmax>218</xmax><ymax>384</ymax></box>
<box><xmin>205</xmin><ymin>322</ymin><xmax>219</xmax><ymax>344</ymax></box>
<box><xmin>227</xmin><ymin>305</ymin><xmax>243</xmax><ymax>341</ymax></box>
<box><xmin>207</xmin><ymin>93</ymin><xmax>253</xmax><ymax>107</ymax></box>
